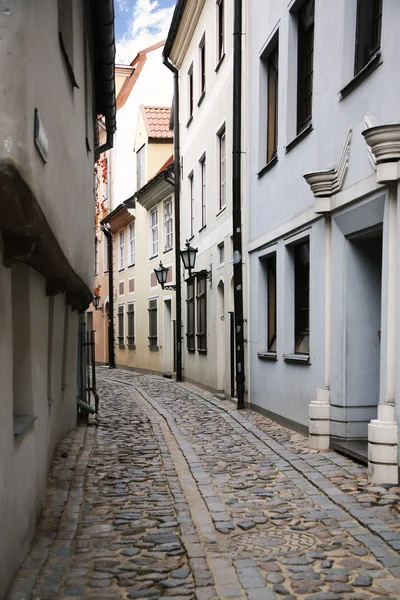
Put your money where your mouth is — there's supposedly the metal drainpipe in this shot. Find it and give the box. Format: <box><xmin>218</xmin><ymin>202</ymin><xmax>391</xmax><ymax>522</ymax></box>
<box><xmin>101</xmin><ymin>225</ymin><xmax>116</xmax><ymax>369</ymax></box>
<box><xmin>233</xmin><ymin>0</ymin><xmax>245</xmax><ymax>409</ymax></box>
<box><xmin>163</xmin><ymin>56</ymin><xmax>182</xmax><ymax>382</ymax></box>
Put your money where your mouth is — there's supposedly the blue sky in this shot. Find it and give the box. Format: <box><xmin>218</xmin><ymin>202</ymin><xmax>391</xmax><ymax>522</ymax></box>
<box><xmin>115</xmin><ymin>0</ymin><xmax>175</xmax><ymax>63</ymax></box>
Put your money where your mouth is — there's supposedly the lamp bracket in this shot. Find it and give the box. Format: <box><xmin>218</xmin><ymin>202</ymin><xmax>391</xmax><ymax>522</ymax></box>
<box><xmin>162</xmin><ymin>284</ymin><xmax>177</xmax><ymax>291</ymax></box>
<box><xmin>187</xmin><ymin>265</ymin><xmax>212</xmax><ymax>288</ymax></box>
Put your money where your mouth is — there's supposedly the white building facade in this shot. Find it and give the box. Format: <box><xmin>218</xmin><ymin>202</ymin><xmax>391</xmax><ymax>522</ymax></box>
<box><xmin>164</xmin><ymin>0</ymin><xmax>249</xmax><ymax>397</ymax></box>
<box><xmin>248</xmin><ymin>0</ymin><xmax>400</xmax><ymax>483</ymax></box>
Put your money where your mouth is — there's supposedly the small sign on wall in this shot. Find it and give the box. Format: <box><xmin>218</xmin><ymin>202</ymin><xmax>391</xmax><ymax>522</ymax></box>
<box><xmin>34</xmin><ymin>108</ymin><xmax>48</xmax><ymax>163</ymax></box>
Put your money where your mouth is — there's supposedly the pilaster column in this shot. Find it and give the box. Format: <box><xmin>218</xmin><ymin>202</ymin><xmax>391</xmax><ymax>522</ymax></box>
<box><xmin>363</xmin><ymin>125</ymin><xmax>400</xmax><ymax>484</ymax></box>
<box><xmin>309</xmin><ymin>216</ymin><xmax>331</xmax><ymax>449</ymax></box>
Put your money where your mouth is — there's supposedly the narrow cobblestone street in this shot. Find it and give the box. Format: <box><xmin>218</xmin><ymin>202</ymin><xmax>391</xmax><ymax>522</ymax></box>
<box><xmin>7</xmin><ymin>370</ymin><xmax>400</xmax><ymax>600</ymax></box>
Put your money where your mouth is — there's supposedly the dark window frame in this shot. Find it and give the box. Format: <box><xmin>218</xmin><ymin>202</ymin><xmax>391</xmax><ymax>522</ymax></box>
<box><xmin>266</xmin><ymin>44</ymin><xmax>279</xmax><ymax>164</ymax></box>
<box><xmin>196</xmin><ymin>275</ymin><xmax>207</xmax><ymax>352</ymax></box>
<box><xmin>218</xmin><ymin>127</ymin><xmax>226</xmax><ymax>209</ymax></box>
<box><xmin>294</xmin><ymin>239</ymin><xmax>310</xmax><ymax>355</ymax></box>
<box><xmin>117</xmin><ymin>304</ymin><xmax>125</xmax><ymax>346</ymax></box>
<box><xmin>127</xmin><ymin>302</ymin><xmax>135</xmax><ymax>346</ymax></box>
<box><xmin>266</xmin><ymin>254</ymin><xmax>277</xmax><ymax>352</ymax></box>
<box><xmin>188</xmin><ymin>64</ymin><xmax>194</xmax><ymax>119</ymax></box>
<box><xmin>186</xmin><ymin>277</ymin><xmax>196</xmax><ymax>351</ymax></box>
<box><xmin>148</xmin><ymin>298</ymin><xmax>158</xmax><ymax>348</ymax></box>
<box><xmin>354</xmin><ymin>0</ymin><xmax>382</xmax><ymax>75</ymax></box>
<box><xmin>217</xmin><ymin>0</ymin><xmax>225</xmax><ymax>63</ymax></box>
<box><xmin>297</xmin><ymin>0</ymin><xmax>315</xmax><ymax>134</ymax></box>
<box><xmin>199</xmin><ymin>35</ymin><xmax>206</xmax><ymax>96</ymax></box>
<box><xmin>200</xmin><ymin>156</ymin><xmax>207</xmax><ymax>228</ymax></box>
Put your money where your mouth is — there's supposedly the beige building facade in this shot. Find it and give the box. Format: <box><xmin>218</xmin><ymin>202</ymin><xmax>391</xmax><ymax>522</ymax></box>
<box><xmin>104</xmin><ymin>106</ymin><xmax>175</xmax><ymax>375</ymax></box>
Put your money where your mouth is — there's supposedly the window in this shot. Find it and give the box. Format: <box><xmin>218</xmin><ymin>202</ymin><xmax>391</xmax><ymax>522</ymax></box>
<box><xmin>297</xmin><ymin>0</ymin><xmax>314</xmax><ymax>133</ymax></box>
<box><xmin>127</xmin><ymin>302</ymin><xmax>135</xmax><ymax>346</ymax></box>
<box><xmin>148</xmin><ymin>298</ymin><xmax>158</xmax><ymax>348</ymax></box>
<box><xmin>188</xmin><ymin>64</ymin><xmax>194</xmax><ymax>120</ymax></box>
<box><xmin>294</xmin><ymin>240</ymin><xmax>310</xmax><ymax>354</ymax></box>
<box><xmin>196</xmin><ymin>276</ymin><xmax>207</xmax><ymax>352</ymax></box>
<box><xmin>266</xmin><ymin>254</ymin><xmax>277</xmax><ymax>352</ymax></box>
<box><xmin>118</xmin><ymin>231</ymin><xmax>125</xmax><ymax>270</ymax></box>
<box><xmin>355</xmin><ymin>0</ymin><xmax>382</xmax><ymax>74</ymax></box>
<box><xmin>219</xmin><ymin>128</ymin><xmax>226</xmax><ymax>209</ymax></box>
<box><xmin>200</xmin><ymin>157</ymin><xmax>206</xmax><ymax>228</ymax></box>
<box><xmin>267</xmin><ymin>45</ymin><xmax>279</xmax><ymax>163</ymax></box>
<box><xmin>189</xmin><ymin>173</ymin><xmax>195</xmax><ymax>237</ymax></box>
<box><xmin>218</xmin><ymin>242</ymin><xmax>225</xmax><ymax>265</ymax></box>
<box><xmin>186</xmin><ymin>278</ymin><xmax>195</xmax><ymax>351</ymax></box>
<box><xmin>199</xmin><ymin>36</ymin><xmax>206</xmax><ymax>97</ymax></box>
<box><xmin>164</xmin><ymin>198</ymin><xmax>173</xmax><ymax>250</ymax></box>
<box><xmin>94</xmin><ymin>237</ymin><xmax>98</xmax><ymax>276</ymax></box>
<box><xmin>118</xmin><ymin>304</ymin><xmax>124</xmax><ymax>346</ymax></box>
<box><xmin>103</xmin><ymin>233</ymin><xmax>109</xmax><ymax>273</ymax></box>
<box><xmin>217</xmin><ymin>0</ymin><xmax>225</xmax><ymax>62</ymax></box>
<box><xmin>136</xmin><ymin>145</ymin><xmax>145</xmax><ymax>190</ymax></box>
<box><xmin>129</xmin><ymin>223</ymin><xmax>135</xmax><ymax>266</ymax></box>
<box><xmin>58</xmin><ymin>0</ymin><xmax>78</xmax><ymax>87</ymax></box>
<box><xmin>150</xmin><ymin>208</ymin><xmax>158</xmax><ymax>257</ymax></box>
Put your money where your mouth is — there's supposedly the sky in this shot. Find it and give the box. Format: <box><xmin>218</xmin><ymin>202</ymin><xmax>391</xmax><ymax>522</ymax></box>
<box><xmin>115</xmin><ymin>0</ymin><xmax>176</xmax><ymax>64</ymax></box>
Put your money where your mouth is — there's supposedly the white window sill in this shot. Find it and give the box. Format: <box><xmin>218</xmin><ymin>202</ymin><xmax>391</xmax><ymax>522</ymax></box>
<box><xmin>13</xmin><ymin>415</ymin><xmax>37</xmax><ymax>436</ymax></box>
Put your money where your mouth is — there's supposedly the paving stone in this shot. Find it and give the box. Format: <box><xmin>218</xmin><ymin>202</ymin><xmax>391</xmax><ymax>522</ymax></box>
<box><xmin>7</xmin><ymin>370</ymin><xmax>400</xmax><ymax>600</ymax></box>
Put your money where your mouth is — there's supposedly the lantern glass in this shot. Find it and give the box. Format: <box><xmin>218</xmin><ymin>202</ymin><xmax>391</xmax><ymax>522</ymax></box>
<box><xmin>93</xmin><ymin>293</ymin><xmax>100</xmax><ymax>310</ymax></box>
<box><xmin>180</xmin><ymin>242</ymin><xmax>198</xmax><ymax>271</ymax></box>
<box><xmin>154</xmin><ymin>262</ymin><xmax>169</xmax><ymax>287</ymax></box>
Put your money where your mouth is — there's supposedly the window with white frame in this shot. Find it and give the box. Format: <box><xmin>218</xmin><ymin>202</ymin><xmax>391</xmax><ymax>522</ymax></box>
<box><xmin>188</xmin><ymin>64</ymin><xmax>194</xmax><ymax>121</ymax></box>
<box><xmin>128</xmin><ymin>223</ymin><xmax>135</xmax><ymax>266</ymax></box>
<box><xmin>136</xmin><ymin>144</ymin><xmax>145</xmax><ymax>190</ymax></box>
<box><xmin>200</xmin><ymin>156</ymin><xmax>206</xmax><ymax>228</ymax></box>
<box><xmin>189</xmin><ymin>172</ymin><xmax>194</xmax><ymax>237</ymax></box>
<box><xmin>94</xmin><ymin>237</ymin><xmax>98</xmax><ymax>276</ymax></box>
<box><xmin>118</xmin><ymin>230</ymin><xmax>124</xmax><ymax>270</ymax></box>
<box><xmin>219</xmin><ymin>127</ymin><xmax>226</xmax><ymax>209</ymax></box>
<box><xmin>103</xmin><ymin>233</ymin><xmax>109</xmax><ymax>273</ymax></box>
<box><xmin>164</xmin><ymin>197</ymin><xmax>173</xmax><ymax>251</ymax></box>
<box><xmin>150</xmin><ymin>208</ymin><xmax>158</xmax><ymax>257</ymax></box>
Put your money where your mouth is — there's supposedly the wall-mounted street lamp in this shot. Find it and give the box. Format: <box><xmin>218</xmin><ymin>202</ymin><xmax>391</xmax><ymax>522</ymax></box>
<box><xmin>93</xmin><ymin>292</ymin><xmax>101</xmax><ymax>310</ymax></box>
<box><xmin>154</xmin><ymin>262</ymin><xmax>176</xmax><ymax>291</ymax></box>
<box><xmin>154</xmin><ymin>241</ymin><xmax>212</xmax><ymax>292</ymax></box>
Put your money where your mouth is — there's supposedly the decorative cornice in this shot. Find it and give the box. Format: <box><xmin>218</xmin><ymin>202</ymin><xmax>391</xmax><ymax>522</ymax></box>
<box><xmin>363</xmin><ymin>116</ymin><xmax>377</xmax><ymax>169</ymax></box>
<box><xmin>362</xmin><ymin>124</ymin><xmax>400</xmax><ymax>164</ymax></box>
<box><xmin>169</xmin><ymin>0</ymin><xmax>207</xmax><ymax>68</ymax></box>
<box><xmin>304</xmin><ymin>129</ymin><xmax>352</xmax><ymax>201</ymax></box>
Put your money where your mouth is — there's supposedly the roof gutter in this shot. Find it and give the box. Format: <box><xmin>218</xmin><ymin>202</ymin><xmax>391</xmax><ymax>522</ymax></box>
<box><xmin>93</xmin><ymin>0</ymin><xmax>116</xmax><ymax>155</ymax></box>
<box><xmin>163</xmin><ymin>0</ymin><xmax>186</xmax><ymax>61</ymax></box>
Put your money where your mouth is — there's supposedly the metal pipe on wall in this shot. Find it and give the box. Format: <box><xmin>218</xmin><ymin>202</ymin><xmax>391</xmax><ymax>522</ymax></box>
<box><xmin>232</xmin><ymin>0</ymin><xmax>246</xmax><ymax>409</ymax></box>
<box><xmin>163</xmin><ymin>56</ymin><xmax>182</xmax><ymax>382</ymax></box>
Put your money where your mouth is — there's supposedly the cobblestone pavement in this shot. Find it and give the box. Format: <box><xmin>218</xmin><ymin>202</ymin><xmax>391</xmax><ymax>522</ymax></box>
<box><xmin>7</xmin><ymin>369</ymin><xmax>400</xmax><ymax>600</ymax></box>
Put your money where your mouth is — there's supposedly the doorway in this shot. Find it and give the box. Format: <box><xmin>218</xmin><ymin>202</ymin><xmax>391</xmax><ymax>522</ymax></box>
<box><xmin>163</xmin><ymin>299</ymin><xmax>172</xmax><ymax>376</ymax></box>
<box><xmin>217</xmin><ymin>281</ymin><xmax>225</xmax><ymax>392</ymax></box>
<box><xmin>334</xmin><ymin>226</ymin><xmax>383</xmax><ymax>461</ymax></box>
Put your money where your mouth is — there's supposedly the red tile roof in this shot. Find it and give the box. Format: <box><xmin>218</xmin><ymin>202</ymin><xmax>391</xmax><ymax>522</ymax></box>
<box><xmin>141</xmin><ymin>105</ymin><xmax>173</xmax><ymax>140</ymax></box>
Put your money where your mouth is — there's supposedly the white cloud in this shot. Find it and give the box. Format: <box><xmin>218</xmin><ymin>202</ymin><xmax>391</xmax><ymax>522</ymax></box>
<box><xmin>116</xmin><ymin>0</ymin><xmax>175</xmax><ymax>64</ymax></box>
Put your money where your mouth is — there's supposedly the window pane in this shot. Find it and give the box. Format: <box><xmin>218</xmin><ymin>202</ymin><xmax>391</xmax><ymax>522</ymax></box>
<box><xmin>267</xmin><ymin>255</ymin><xmax>277</xmax><ymax>351</ymax></box>
<box><xmin>297</xmin><ymin>0</ymin><xmax>314</xmax><ymax>133</ymax></box>
<box><xmin>294</xmin><ymin>240</ymin><xmax>310</xmax><ymax>354</ymax></box>
<box><xmin>267</xmin><ymin>46</ymin><xmax>278</xmax><ymax>163</ymax></box>
<box><xmin>136</xmin><ymin>145</ymin><xmax>145</xmax><ymax>190</ymax></box>
<box><xmin>355</xmin><ymin>0</ymin><xmax>382</xmax><ymax>74</ymax></box>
